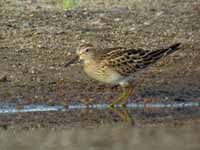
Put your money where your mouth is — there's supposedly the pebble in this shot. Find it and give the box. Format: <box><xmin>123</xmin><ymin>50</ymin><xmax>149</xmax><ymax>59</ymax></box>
<box><xmin>114</xmin><ymin>18</ymin><xmax>121</xmax><ymax>22</ymax></box>
<box><xmin>144</xmin><ymin>21</ymin><xmax>151</xmax><ymax>25</ymax></box>
<box><xmin>156</xmin><ymin>11</ymin><xmax>164</xmax><ymax>17</ymax></box>
<box><xmin>0</xmin><ymin>74</ymin><xmax>7</xmax><ymax>82</ymax></box>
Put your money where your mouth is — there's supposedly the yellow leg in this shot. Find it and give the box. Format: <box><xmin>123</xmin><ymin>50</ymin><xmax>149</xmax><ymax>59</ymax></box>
<box><xmin>110</xmin><ymin>86</ymin><xmax>134</xmax><ymax>107</ymax></box>
<box><xmin>110</xmin><ymin>86</ymin><xmax>127</xmax><ymax>107</ymax></box>
<box><xmin>120</xmin><ymin>86</ymin><xmax>134</xmax><ymax>105</ymax></box>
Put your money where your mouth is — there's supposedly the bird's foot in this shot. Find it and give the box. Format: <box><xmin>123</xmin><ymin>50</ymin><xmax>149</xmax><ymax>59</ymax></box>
<box><xmin>121</xmin><ymin>103</ymin><xmax>127</xmax><ymax>108</ymax></box>
<box><xmin>109</xmin><ymin>96</ymin><xmax>124</xmax><ymax>107</ymax></box>
<box><xmin>109</xmin><ymin>103</ymin><xmax>115</xmax><ymax>108</ymax></box>
<box><xmin>109</xmin><ymin>100</ymin><xmax>127</xmax><ymax>108</ymax></box>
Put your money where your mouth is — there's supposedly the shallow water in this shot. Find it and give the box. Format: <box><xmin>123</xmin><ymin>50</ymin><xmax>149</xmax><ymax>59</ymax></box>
<box><xmin>0</xmin><ymin>101</ymin><xmax>199</xmax><ymax>129</ymax></box>
<box><xmin>0</xmin><ymin>102</ymin><xmax>199</xmax><ymax>114</ymax></box>
<box><xmin>0</xmin><ymin>125</ymin><xmax>199</xmax><ymax>150</ymax></box>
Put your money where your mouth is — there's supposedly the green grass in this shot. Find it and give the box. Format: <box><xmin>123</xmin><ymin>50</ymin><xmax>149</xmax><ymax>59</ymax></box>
<box><xmin>63</xmin><ymin>0</ymin><xmax>80</xmax><ymax>10</ymax></box>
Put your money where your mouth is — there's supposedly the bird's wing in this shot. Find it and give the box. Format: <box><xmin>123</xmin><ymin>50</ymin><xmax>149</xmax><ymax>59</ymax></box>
<box><xmin>100</xmin><ymin>48</ymin><xmax>150</xmax><ymax>76</ymax></box>
<box><xmin>100</xmin><ymin>43</ymin><xmax>180</xmax><ymax>76</ymax></box>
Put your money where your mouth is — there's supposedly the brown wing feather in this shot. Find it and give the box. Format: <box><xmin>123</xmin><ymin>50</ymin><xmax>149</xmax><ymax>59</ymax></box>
<box><xmin>100</xmin><ymin>43</ymin><xmax>180</xmax><ymax>76</ymax></box>
<box><xmin>100</xmin><ymin>48</ymin><xmax>149</xmax><ymax>76</ymax></box>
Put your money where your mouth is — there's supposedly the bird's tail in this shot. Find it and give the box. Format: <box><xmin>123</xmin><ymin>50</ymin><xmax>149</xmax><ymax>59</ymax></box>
<box><xmin>141</xmin><ymin>43</ymin><xmax>181</xmax><ymax>66</ymax></box>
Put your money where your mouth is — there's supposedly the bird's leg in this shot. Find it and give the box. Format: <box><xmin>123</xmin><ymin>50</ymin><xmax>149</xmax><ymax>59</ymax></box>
<box><xmin>110</xmin><ymin>86</ymin><xmax>131</xmax><ymax>107</ymax></box>
<box><xmin>110</xmin><ymin>86</ymin><xmax>127</xmax><ymax>107</ymax></box>
<box><xmin>120</xmin><ymin>86</ymin><xmax>134</xmax><ymax>105</ymax></box>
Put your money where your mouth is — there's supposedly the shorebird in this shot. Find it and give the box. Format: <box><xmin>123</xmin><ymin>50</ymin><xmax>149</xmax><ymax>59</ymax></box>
<box><xmin>65</xmin><ymin>43</ymin><xmax>181</xmax><ymax>106</ymax></box>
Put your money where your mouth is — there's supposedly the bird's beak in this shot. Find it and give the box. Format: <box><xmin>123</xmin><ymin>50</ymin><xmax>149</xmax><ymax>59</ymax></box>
<box><xmin>64</xmin><ymin>55</ymin><xmax>79</xmax><ymax>67</ymax></box>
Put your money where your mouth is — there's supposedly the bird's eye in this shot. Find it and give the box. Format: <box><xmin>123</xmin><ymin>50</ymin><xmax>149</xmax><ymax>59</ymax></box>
<box><xmin>85</xmin><ymin>49</ymin><xmax>89</xmax><ymax>52</ymax></box>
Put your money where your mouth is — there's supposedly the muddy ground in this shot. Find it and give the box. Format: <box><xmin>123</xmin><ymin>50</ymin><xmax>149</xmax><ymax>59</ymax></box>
<box><xmin>0</xmin><ymin>0</ymin><xmax>200</xmax><ymax>129</ymax></box>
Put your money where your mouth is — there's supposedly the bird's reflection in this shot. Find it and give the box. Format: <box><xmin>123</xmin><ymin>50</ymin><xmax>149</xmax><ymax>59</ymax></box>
<box><xmin>109</xmin><ymin>107</ymin><xmax>134</xmax><ymax>125</ymax></box>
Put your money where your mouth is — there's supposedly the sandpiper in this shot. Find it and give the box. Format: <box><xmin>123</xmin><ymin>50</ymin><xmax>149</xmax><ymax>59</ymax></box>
<box><xmin>65</xmin><ymin>43</ymin><xmax>181</xmax><ymax>106</ymax></box>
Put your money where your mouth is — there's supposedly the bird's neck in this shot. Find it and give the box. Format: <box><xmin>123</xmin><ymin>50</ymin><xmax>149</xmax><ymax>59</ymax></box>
<box><xmin>83</xmin><ymin>57</ymin><xmax>96</xmax><ymax>65</ymax></box>
<box><xmin>83</xmin><ymin>58</ymin><xmax>99</xmax><ymax>70</ymax></box>
<box><xmin>84</xmin><ymin>59</ymin><xmax>92</xmax><ymax>64</ymax></box>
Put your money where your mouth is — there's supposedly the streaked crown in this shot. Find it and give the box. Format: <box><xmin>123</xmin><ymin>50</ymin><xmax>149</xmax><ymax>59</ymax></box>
<box><xmin>77</xmin><ymin>43</ymin><xmax>95</xmax><ymax>61</ymax></box>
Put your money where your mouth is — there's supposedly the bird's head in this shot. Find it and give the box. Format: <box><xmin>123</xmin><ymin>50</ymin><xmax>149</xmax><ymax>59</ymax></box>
<box><xmin>77</xmin><ymin>43</ymin><xmax>95</xmax><ymax>61</ymax></box>
<box><xmin>64</xmin><ymin>43</ymin><xmax>95</xmax><ymax>67</ymax></box>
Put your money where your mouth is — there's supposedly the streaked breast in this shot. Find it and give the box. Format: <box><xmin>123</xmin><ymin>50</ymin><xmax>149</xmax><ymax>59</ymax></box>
<box><xmin>84</xmin><ymin>62</ymin><xmax>123</xmax><ymax>84</ymax></box>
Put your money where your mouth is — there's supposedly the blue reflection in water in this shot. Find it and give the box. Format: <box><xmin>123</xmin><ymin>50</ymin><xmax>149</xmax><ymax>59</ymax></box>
<box><xmin>0</xmin><ymin>102</ymin><xmax>199</xmax><ymax>114</ymax></box>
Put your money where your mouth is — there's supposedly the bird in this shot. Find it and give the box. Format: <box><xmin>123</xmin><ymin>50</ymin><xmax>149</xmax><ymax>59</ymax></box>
<box><xmin>65</xmin><ymin>42</ymin><xmax>181</xmax><ymax>106</ymax></box>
